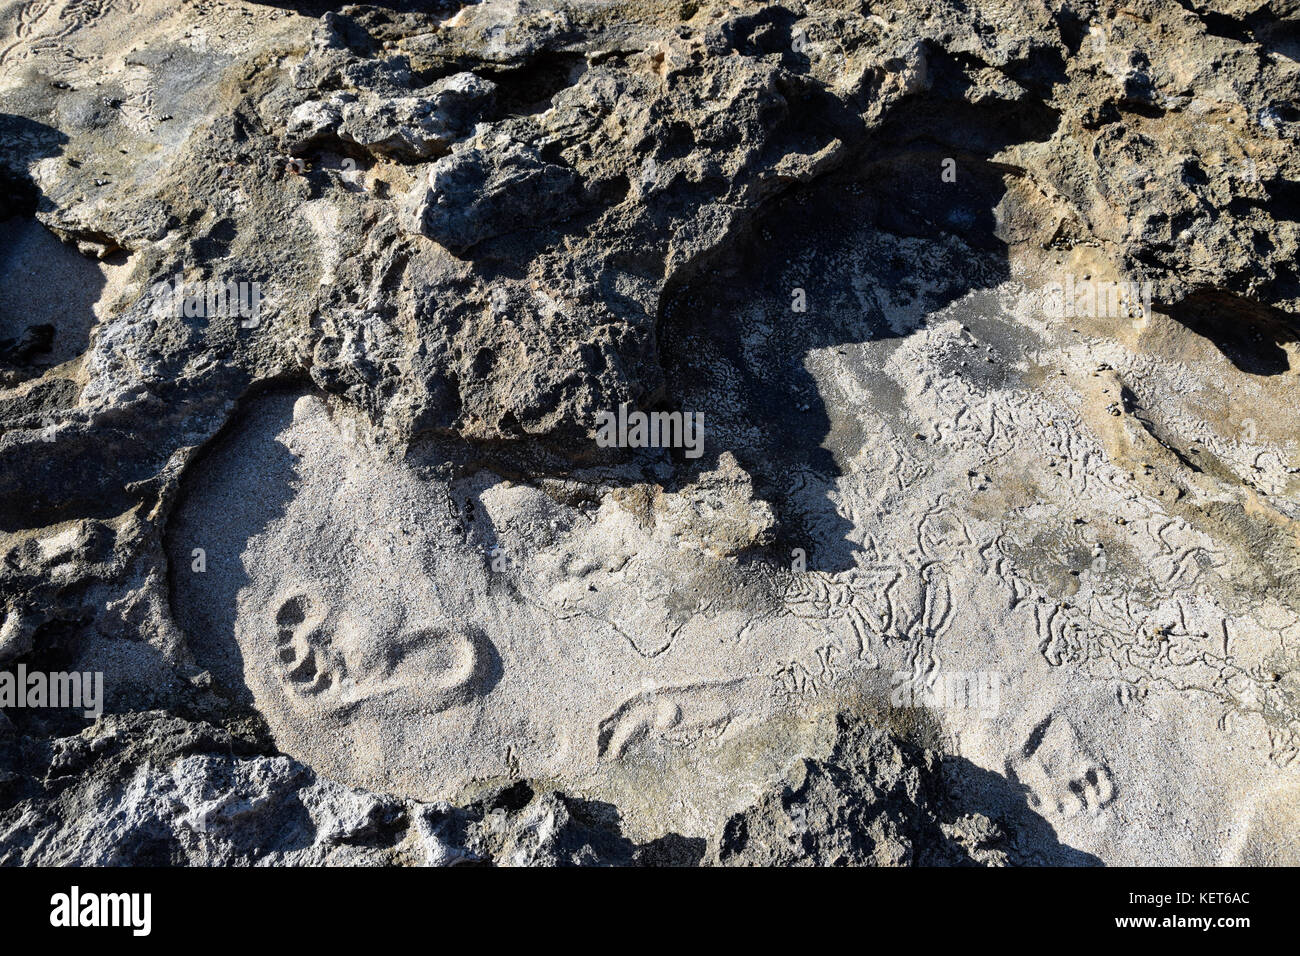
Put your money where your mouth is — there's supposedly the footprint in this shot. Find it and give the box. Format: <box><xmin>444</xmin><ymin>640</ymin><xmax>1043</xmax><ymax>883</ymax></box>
<box><xmin>271</xmin><ymin>593</ymin><xmax>490</xmax><ymax>713</ymax></box>
<box><xmin>274</xmin><ymin>593</ymin><xmax>348</xmax><ymax>703</ymax></box>
<box><xmin>1007</xmin><ymin>715</ymin><xmax>1117</xmax><ymax>818</ymax></box>
<box><xmin>596</xmin><ymin>677</ymin><xmax>758</xmax><ymax>760</ymax></box>
<box><xmin>387</xmin><ymin>625</ymin><xmax>487</xmax><ymax>713</ymax></box>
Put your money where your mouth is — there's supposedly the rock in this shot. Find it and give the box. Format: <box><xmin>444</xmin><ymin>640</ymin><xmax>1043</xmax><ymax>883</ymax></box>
<box><xmin>651</xmin><ymin>452</ymin><xmax>777</xmax><ymax>556</ymax></box>
<box><xmin>712</xmin><ymin>715</ymin><xmax>1008</xmax><ymax>866</ymax></box>
<box><xmin>402</xmin><ymin>140</ymin><xmax>584</xmax><ymax>252</ymax></box>
<box><xmin>0</xmin><ymin>610</ymin><xmax>34</xmax><ymax>664</ymax></box>
<box><xmin>285</xmin><ymin>72</ymin><xmax>496</xmax><ymax>162</ymax></box>
<box><xmin>0</xmin><ymin>0</ymin><xmax>1298</xmax><ymax>869</ymax></box>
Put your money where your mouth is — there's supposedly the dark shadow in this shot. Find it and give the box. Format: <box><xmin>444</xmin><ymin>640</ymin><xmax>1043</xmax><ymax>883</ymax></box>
<box><xmin>164</xmin><ymin>388</ymin><xmax>305</xmax><ymax>709</ymax></box>
<box><xmin>543</xmin><ymin>793</ymin><xmax>708</xmax><ymax>866</ymax></box>
<box><xmin>424</xmin><ymin>780</ymin><xmax>709</xmax><ymax>866</ymax></box>
<box><xmin>0</xmin><ymin>114</ymin><xmax>99</xmax><ymax>386</ymax></box>
<box><xmin>1161</xmin><ymin>289</ymin><xmax>1300</xmax><ymax>375</ymax></box>
<box><xmin>645</xmin><ymin>39</ymin><xmax>1070</xmax><ymax>572</ymax></box>
<box><xmin>480</xmin><ymin>52</ymin><xmax>590</xmax><ymax>119</ymax></box>
<box><xmin>0</xmin><ymin>114</ymin><xmax>66</xmax><ymax>220</ymax></box>
<box><xmin>0</xmin><ymin>218</ymin><xmax>115</xmax><ymax>381</ymax></box>
<box><xmin>0</xmin><ymin>618</ymin><xmax>99</xmax><ymax>742</ymax></box>
<box><xmin>941</xmin><ymin>755</ymin><xmax>1104</xmax><ymax>866</ymax></box>
<box><xmin>1175</xmin><ymin>0</ymin><xmax>1300</xmax><ymax>62</ymax></box>
<box><xmin>658</xmin><ymin>134</ymin><xmax>1032</xmax><ymax>570</ymax></box>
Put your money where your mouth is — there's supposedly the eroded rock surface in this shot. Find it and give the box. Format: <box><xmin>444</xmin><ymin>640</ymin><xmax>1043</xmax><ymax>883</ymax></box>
<box><xmin>2</xmin><ymin>0</ymin><xmax>1299</xmax><ymax>865</ymax></box>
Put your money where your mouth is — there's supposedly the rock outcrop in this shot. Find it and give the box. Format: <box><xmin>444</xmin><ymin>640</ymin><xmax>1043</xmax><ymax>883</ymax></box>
<box><xmin>1</xmin><ymin>0</ymin><xmax>1299</xmax><ymax>865</ymax></box>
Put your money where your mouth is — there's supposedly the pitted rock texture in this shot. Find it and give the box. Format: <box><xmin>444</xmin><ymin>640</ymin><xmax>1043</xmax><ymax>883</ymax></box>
<box><xmin>0</xmin><ymin>710</ymin><xmax>1023</xmax><ymax>866</ymax></box>
<box><xmin>1</xmin><ymin>0</ymin><xmax>1300</xmax><ymax>866</ymax></box>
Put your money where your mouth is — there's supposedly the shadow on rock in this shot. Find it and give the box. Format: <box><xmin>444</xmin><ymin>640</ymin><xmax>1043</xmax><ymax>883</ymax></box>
<box><xmin>940</xmin><ymin>755</ymin><xmax>1103</xmax><ymax>866</ymax></box>
<box><xmin>657</xmin><ymin>50</ymin><xmax>1064</xmax><ymax>572</ymax></box>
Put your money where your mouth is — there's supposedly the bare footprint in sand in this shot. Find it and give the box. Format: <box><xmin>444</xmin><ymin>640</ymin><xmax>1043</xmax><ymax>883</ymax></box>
<box><xmin>168</xmin><ymin>390</ymin><xmax>853</xmax><ymax>801</ymax></box>
<box><xmin>167</xmin><ymin>391</ymin><xmax>519</xmax><ymax>797</ymax></box>
<box><xmin>597</xmin><ymin>677</ymin><xmax>766</xmax><ymax>759</ymax></box>
<box><xmin>1007</xmin><ymin>715</ymin><xmax>1117</xmax><ymax>818</ymax></box>
<box><xmin>271</xmin><ymin>591</ymin><xmax>487</xmax><ymax>714</ymax></box>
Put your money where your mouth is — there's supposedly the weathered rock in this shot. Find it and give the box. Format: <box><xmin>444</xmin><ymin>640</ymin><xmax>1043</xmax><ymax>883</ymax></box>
<box><xmin>0</xmin><ymin>710</ymin><xmax>1009</xmax><ymax>866</ymax></box>
<box><xmin>402</xmin><ymin>139</ymin><xmax>585</xmax><ymax>252</ymax></box>
<box><xmin>713</xmin><ymin>716</ymin><xmax>1008</xmax><ymax>866</ymax></box>
<box><xmin>285</xmin><ymin>71</ymin><xmax>496</xmax><ymax>162</ymax></box>
<box><xmin>1</xmin><ymin>0</ymin><xmax>1299</xmax><ymax>868</ymax></box>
